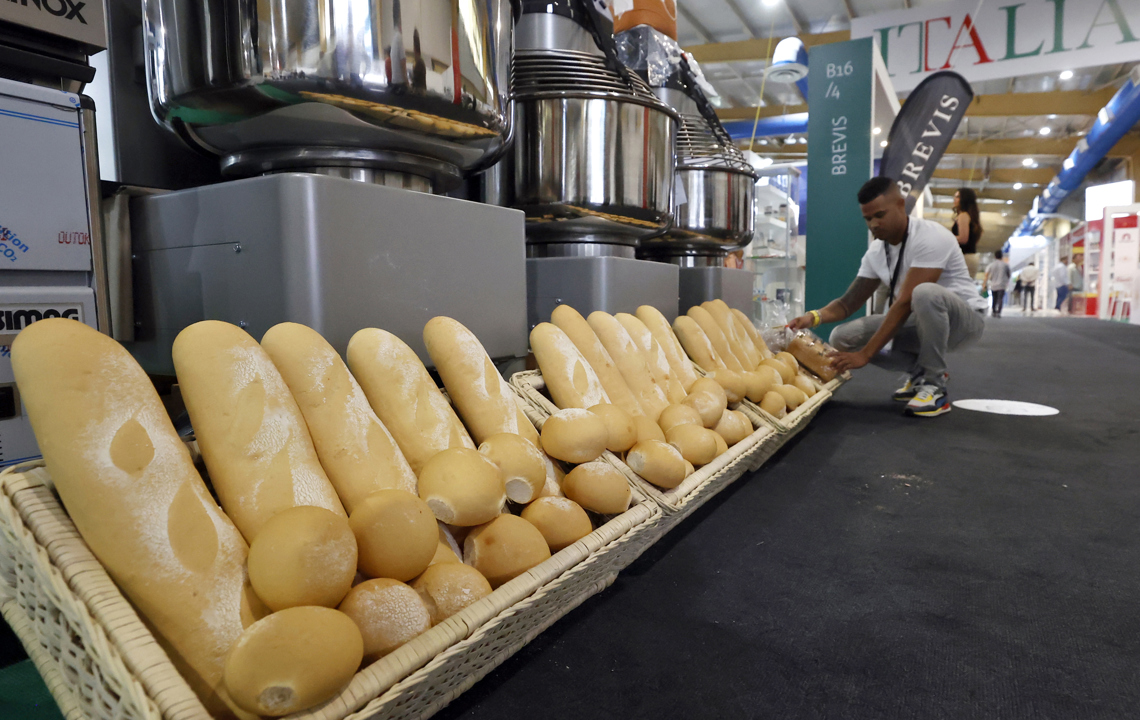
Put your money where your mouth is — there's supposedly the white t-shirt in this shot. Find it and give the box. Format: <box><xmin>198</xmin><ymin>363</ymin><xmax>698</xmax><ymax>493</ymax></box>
<box><xmin>857</xmin><ymin>216</ymin><xmax>988</xmax><ymax>311</ymax></box>
<box><xmin>1052</xmin><ymin>262</ymin><xmax>1069</xmax><ymax>287</ymax></box>
<box><xmin>1020</xmin><ymin>265</ymin><xmax>1039</xmax><ymax>285</ymax></box>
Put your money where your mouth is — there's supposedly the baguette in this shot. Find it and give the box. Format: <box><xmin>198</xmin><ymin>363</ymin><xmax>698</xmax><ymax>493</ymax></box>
<box><xmin>529</xmin><ymin>322</ymin><xmax>609</xmax><ymax>409</ymax></box>
<box><xmin>636</xmin><ymin>305</ymin><xmax>699</xmax><ymax>392</ymax></box>
<box><xmin>687</xmin><ymin>306</ymin><xmax>745</xmax><ymax>371</ymax></box>
<box><xmin>672</xmin><ymin>315</ymin><xmax>726</xmax><ymax>372</ymax></box>
<box><xmin>550</xmin><ymin>305</ymin><xmax>644</xmax><ymax>418</ymax></box>
<box><xmin>587</xmin><ymin>311</ymin><xmax>670</xmax><ymax>422</ymax></box>
<box><xmin>615</xmin><ymin>312</ymin><xmax>687</xmax><ymax>403</ymax></box>
<box><xmin>731</xmin><ymin>307</ymin><xmax>773</xmax><ymax>359</ymax></box>
<box><xmin>703</xmin><ymin>300</ymin><xmax>759</xmax><ymax>369</ymax></box>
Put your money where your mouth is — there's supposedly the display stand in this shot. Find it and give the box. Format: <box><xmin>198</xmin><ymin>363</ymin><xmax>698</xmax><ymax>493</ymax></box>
<box><xmin>747</xmin><ymin>164</ymin><xmax>802</xmax><ymax>326</ymax></box>
<box><xmin>1099</xmin><ymin>205</ymin><xmax>1140</xmax><ymax>322</ymax></box>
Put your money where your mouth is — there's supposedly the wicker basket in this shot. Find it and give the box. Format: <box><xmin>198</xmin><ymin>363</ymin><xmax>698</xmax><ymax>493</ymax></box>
<box><xmin>0</xmin><ymin>456</ymin><xmax>659</xmax><ymax>720</ymax></box>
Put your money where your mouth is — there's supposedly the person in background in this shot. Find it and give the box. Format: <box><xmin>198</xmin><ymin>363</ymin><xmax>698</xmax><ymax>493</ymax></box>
<box><xmin>1020</xmin><ymin>262</ymin><xmax>1039</xmax><ymax>313</ymax></box>
<box><xmin>984</xmin><ymin>250</ymin><xmax>1011</xmax><ymax>317</ymax></box>
<box><xmin>952</xmin><ymin>188</ymin><xmax>983</xmax><ymax>279</ymax></box>
<box><xmin>1053</xmin><ymin>257</ymin><xmax>1071</xmax><ymax>313</ymax></box>
<box><xmin>789</xmin><ymin>177</ymin><xmax>986</xmax><ymax>418</ymax></box>
<box><xmin>1013</xmin><ymin>274</ymin><xmax>1023</xmax><ymax>308</ymax></box>
<box><xmin>1068</xmin><ymin>256</ymin><xmax>1083</xmax><ymax>312</ymax></box>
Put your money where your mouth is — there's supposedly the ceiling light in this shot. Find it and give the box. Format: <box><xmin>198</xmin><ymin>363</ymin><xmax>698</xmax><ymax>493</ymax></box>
<box><xmin>762</xmin><ymin>0</ymin><xmax>779</xmax><ymax>6</ymax></box>
<box><xmin>1013</xmin><ymin>182</ymin><xmax>1023</xmax><ymax>189</ymax></box>
<box><xmin>758</xmin><ymin>139</ymin><xmax>768</xmax><ymax>145</ymax></box>
<box><xmin>1007</xmin><ymin>200</ymin><xmax>1014</xmax><ymax>204</ymax></box>
<box><xmin>1039</xmin><ymin>127</ymin><xmax>1052</xmax><ymax>136</ymax></box>
<box><xmin>798</xmin><ymin>137</ymin><xmax>807</xmax><ymax>144</ymax></box>
<box><xmin>1022</xmin><ymin>158</ymin><xmax>1035</xmax><ymax>166</ymax></box>
<box><xmin>880</xmin><ymin>140</ymin><xmax>888</xmax><ymax>148</ymax></box>
<box><xmin>1059</xmin><ymin>70</ymin><xmax>1074</xmax><ymax>80</ymax></box>
<box><xmin>1049</xmin><ymin>114</ymin><xmax>1058</xmax><ymax>119</ymax></box>
<box><xmin>873</xmin><ymin>127</ymin><xmax>881</xmax><ymax>135</ymax></box>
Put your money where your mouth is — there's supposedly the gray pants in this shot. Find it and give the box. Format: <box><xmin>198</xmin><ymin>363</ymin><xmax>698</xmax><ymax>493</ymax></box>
<box><xmin>829</xmin><ymin>283</ymin><xmax>985</xmax><ymax>382</ymax></box>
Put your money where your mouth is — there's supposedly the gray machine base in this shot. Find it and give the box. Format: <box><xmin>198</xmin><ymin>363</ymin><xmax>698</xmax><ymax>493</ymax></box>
<box><xmin>678</xmin><ymin>266</ymin><xmax>754</xmax><ymax>315</ymax></box>
<box><xmin>527</xmin><ymin>256</ymin><xmax>679</xmax><ymax>328</ymax></box>
<box><xmin>129</xmin><ymin>173</ymin><xmax>528</xmax><ymax>374</ymax></box>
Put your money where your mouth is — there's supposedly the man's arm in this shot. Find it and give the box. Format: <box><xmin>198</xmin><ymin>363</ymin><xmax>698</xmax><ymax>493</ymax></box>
<box><xmin>830</xmin><ymin>267</ymin><xmax>943</xmax><ymax>372</ymax></box>
<box><xmin>789</xmin><ymin>276</ymin><xmax>880</xmax><ymax>330</ymax></box>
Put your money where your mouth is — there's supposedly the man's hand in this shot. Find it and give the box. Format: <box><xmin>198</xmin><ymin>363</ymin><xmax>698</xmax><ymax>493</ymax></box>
<box><xmin>829</xmin><ymin>349</ymin><xmax>870</xmax><ymax>373</ymax></box>
<box><xmin>788</xmin><ymin>314</ymin><xmax>815</xmax><ymax>330</ymax></box>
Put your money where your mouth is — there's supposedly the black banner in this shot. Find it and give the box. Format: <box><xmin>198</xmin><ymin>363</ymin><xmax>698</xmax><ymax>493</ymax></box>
<box><xmin>879</xmin><ymin>71</ymin><xmax>974</xmax><ymax>214</ymax></box>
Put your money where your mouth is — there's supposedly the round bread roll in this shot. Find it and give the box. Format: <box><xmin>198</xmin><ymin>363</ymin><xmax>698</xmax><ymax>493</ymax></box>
<box><xmin>248</xmin><ymin>507</ymin><xmax>358</xmax><ymax>612</ymax></box>
<box><xmin>338</xmin><ymin>579</ymin><xmax>431</xmax><ymax>661</ymax></box>
<box><xmin>776</xmin><ymin>351</ymin><xmax>800</xmax><ymax>373</ymax></box>
<box><xmin>714</xmin><ymin>409</ymin><xmax>753</xmax><ymax>447</ymax></box>
<box><xmin>634</xmin><ymin>414</ymin><xmax>666</xmax><ymax>443</ymax></box>
<box><xmin>707</xmin><ymin>369</ymin><xmax>747</xmax><ymax>404</ymax></box>
<box><xmin>657</xmin><ymin>403</ymin><xmax>704</xmax><ymax>434</ymax></box>
<box><xmin>520</xmin><ymin>496</ymin><xmax>594</xmax><ymax>552</ymax></box>
<box><xmin>761</xmin><ymin>391</ymin><xmax>787</xmax><ymax>418</ymax></box>
<box><xmin>775</xmin><ymin>384</ymin><xmax>808</xmax><ymax>410</ymax></box>
<box><xmin>411</xmin><ymin>563</ymin><xmax>492</xmax><ymax>625</ymax></box>
<box><xmin>762</xmin><ymin>357</ymin><xmax>795</xmax><ymax>384</ymax></box>
<box><xmin>429</xmin><ymin>538</ymin><xmax>461</xmax><ymax>566</ymax></box>
<box><xmin>683</xmin><ymin>378</ymin><xmax>729</xmax><ymax>428</ymax></box>
<box><xmin>537</xmin><ymin>454</ymin><xmax>566</xmax><ymax>498</ymax></box>
<box><xmin>626</xmin><ymin>440</ymin><xmax>687</xmax><ymax>489</ymax></box>
<box><xmin>664</xmin><ymin>425</ymin><xmax>720</xmax><ymax>466</ymax></box>
<box><xmin>224</xmin><ymin>607</ymin><xmax>363</xmax><ymax>716</ymax></box>
<box><xmin>793</xmin><ymin>375</ymin><xmax>819</xmax><ymax>397</ymax></box>
<box><xmin>540</xmin><ymin>408</ymin><xmax>608</xmax><ymax>464</ymax></box>
<box><xmin>464</xmin><ymin>515</ymin><xmax>552</xmax><ymax>588</ymax></box>
<box><xmin>417</xmin><ymin>448</ymin><xmax>506</xmax><ymax>527</ymax></box>
<box><xmin>745</xmin><ymin>367</ymin><xmax>782</xmax><ymax>402</ymax></box>
<box><xmin>561</xmin><ymin>461</ymin><xmax>633</xmax><ymax>514</ymax></box>
<box><xmin>478</xmin><ymin>433</ymin><xmax>546</xmax><ymax>504</ymax></box>
<box><xmin>684</xmin><ymin>460</ymin><xmax>695</xmax><ymax>477</ymax></box>
<box><xmin>587</xmin><ymin>403</ymin><xmax>638</xmax><ymax>453</ymax></box>
<box><xmin>349</xmin><ymin>489</ymin><xmax>437</xmax><ymax>581</ymax></box>
<box><xmin>713</xmin><ymin>431</ymin><xmax>728</xmax><ymax>457</ymax></box>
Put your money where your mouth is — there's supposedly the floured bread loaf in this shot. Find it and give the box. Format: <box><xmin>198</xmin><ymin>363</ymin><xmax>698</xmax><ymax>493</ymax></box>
<box><xmin>424</xmin><ymin>317</ymin><xmax>539</xmax><ymax>447</ymax></box>
<box><xmin>636</xmin><ymin>305</ymin><xmax>699</xmax><ymax>392</ymax></box>
<box><xmin>672</xmin><ymin>315</ymin><xmax>725</xmax><ymax>372</ymax></box>
<box><xmin>464</xmin><ymin>514</ymin><xmax>552</xmax><ymax>588</ymax></box>
<box><xmin>587</xmin><ymin>403</ymin><xmax>638</xmax><ymax>453</ymax></box>
<box><xmin>347</xmin><ymin>328</ymin><xmax>475</xmax><ymax>475</ymax></box>
<box><xmin>11</xmin><ymin>319</ymin><xmax>257</xmax><ymax>718</ymax></box>
<box><xmin>418</xmin><ymin>448</ymin><xmax>506</xmax><ymax>526</ymax></box>
<box><xmin>530</xmin><ymin>322</ymin><xmax>609</xmax><ymax>409</ymax></box>
<box><xmin>479</xmin><ymin>433</ymin><xmax>547</xmax><ymax>503</ymax></box>
<box><xmin>562</xmin><ymin>462</ymin><xmax>633</xmax><ymax>514</ymax></box>
<box><xmin>412</xmin><ymin>563</ymin><xmax>493</xmax><ymax>625</ymax></box>
<box><xmin>261</xmin><ymin>323</ymin><xmax>416</xmax><ymax>514</ymax></box>
<box><xmin>172</xmin><ymin>321</ymin><xmax>346</xmax><ymax>542</ymax></box>
<box><xmin>338</xmin><ymin>579</ymin><xmax>432</xmax><ymax>661</ymax></box>
<box><xmin>551</xmin><ymin>305</ymin><xmax>644</xmax><ymax>418</ymax></box>
<box><xmin>540</xmin><ymin>408</ymin><xmax>609</xmax><ymax>464</ymax></box>
<box><xmin>701</xmin><ymin>301</ymin><xmax>755</xmax><ymax>369</ymax></box>
<box><xmin>615</xmin><ymin>313</ymin><xmax>686</xmax><ymax>403</ymax></box>
<box><xmin>731</xmin><ymin>308</ymin><xmax>773</xmax><ymax>358</ymax></box>
<box><xmin>588</xmin><ymin>311</ymin><xmax>670</xmax><ymax>422</ymax></box>
<box><xmin>350</xmin><ymin>489</ymin><xmax>438</xmax><ymax>581</ymax></box>
<box><xmin>520</xmin><ymin>497</ymin><xmax>594</xmax><ymax>552</ymax></box>
<box><xmin>687</xmin><ymin>306</ymin><xmax>744</xmax><ymax>371</ymax></box>
<box><xmin>683</xmin><ymin>377</ymin><xmax>729</xmax><ymax>428</ymax></box>
<box><xmin>247</xmin><ymin>506</ymin><xmax>357</xmax><ymax>611</ymax></box>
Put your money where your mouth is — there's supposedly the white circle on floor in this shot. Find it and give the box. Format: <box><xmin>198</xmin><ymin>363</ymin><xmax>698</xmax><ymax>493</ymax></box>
<box><xmin>952</xmin><ymin>399</ymin><xmax>1059</xmax><ymax>416</ymax></box>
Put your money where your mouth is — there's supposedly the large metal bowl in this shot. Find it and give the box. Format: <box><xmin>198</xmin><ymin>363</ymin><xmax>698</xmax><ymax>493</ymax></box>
<box><xmin>143</xmin><ymin>0</ymin><xmax>514</xmax><ymax>190</ymax></box>
<box><xmin>639</xmin><ymin>166</ymin><xmax>756</xmax><ymax>257</ymax></box>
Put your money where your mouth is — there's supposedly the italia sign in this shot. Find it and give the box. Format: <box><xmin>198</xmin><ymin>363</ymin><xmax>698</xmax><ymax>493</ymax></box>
<box><xmin>851</xmin><ymin>0</ymin><xmax>1140</xmax><ymax>92</ymax></box>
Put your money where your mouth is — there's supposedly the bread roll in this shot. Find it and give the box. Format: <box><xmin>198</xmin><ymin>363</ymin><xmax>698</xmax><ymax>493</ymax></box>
<box><xmin>745</xmin><ymin>367</ymin><xmax>781</xmax><ymax>402</ymax></box>
<box><xmin>11</xmin><ymin>319</ymin><xmax>254</xmax><ymax>718</ymax></box>
<box><xmin>714</xmin><ymin>409</ymin><xmax>753</xmax><ymax>446</ymax></box>
<box><xmin>172</xmin><ymin>321</ymin><xmax>346</xmax><ymax>541</ymax></box>
<box><xmin>587</xmin><ymin>403</ymin><xmax>638</xmax><ymax>453</ymax></box>
<box><xmin>683</xmin><ymin>378</ymin><xmax>728</xmax><ymax>428</ymax></box>
<box><xmin>479</xmin><ymin>432</ymin><xmax>547</xmax><ymax>504</ymax></box>
<box><xmin>761</xmin><ymin>391</ymin><xmax>787</xmax><ymax>418</ymax></box>
<box><xmin>537</xmin><ymin>454</ymin><xmax>567</xmax><ymax>498</ymax></box>
<box><xmin>338</xmin><ymin>579</ymin><xmax>432</xmax><ymax>661</ymax></box>
<box><xmin>664</xmin><ymin>425</ymin><xmax>719</xmax><ymax>466</ymax></box>
<box><xmin>417</xmin><ymin>448</ymin><xmax>506</xmax><ymax>526</ymax></box>
<box><xmin>349</xmin><ymin>489</ymin><xmax>438</xmax><ymax>581</ymax></box>
<box><xmin>224</xmin><ymin>606</ymin><xmax>362</xmax><ymax>716</ymax></box>
<box><xmin>626</xmin><ymin>440</ymin><xmax>687</xmax><ymax>489</ymax></box>
<box><xmin>424</xmin><ymin>316</ymin><xmax>539</xmax><ymax>447</ymax></box>
<box><xmin>672</xmin><ymin>315</ymin><xmax>725</xmax><ymax>372</ymax></box>
<box><xmin>634</xmin><ymin>414</ymin><xmax>667</xmax><ymax>443</ymax></box>
<box><xmin>712</xmin><ymin>431</ymin><xmax>728</xmax><ymax>457</ymax></box>
<box><xmin>464</xmin><ymin>514</ymin><xmax>552</xmax><ymax>588</ymax></box>
<box><xmin>540</xmin><ymin>408</ymin><xmax>609</xmax><ymax>464</ymax></box>
<box><xmin>684</xmin><ymin>461</ymin><xmax>695</xmax><ymax>477</ymax></box>
<box><xmin>261</xmin><ymin>322</ymin><xmax>417</xmax><ymax>514</ymax></box>
<box><xmin>429</xmin><ymin>523</ymin><xmax>462</xmax><ymax>566</ymax></box>
<box><xmin>762</xmin><ymin>357</ymin><xmax>795</xmax><ymax>385</ymax></box>
<box><xmin>701</xmin><ymin>300</ymin><xmax>755</xmax><ymax>369</ymax></box>
<box><xmin>346</xmin><ymin>328</ymin><xmax>475</xmax><ymax>475</ymax></box>
<box><xmin>521</xmin><ymin>497</ymin><xmax>594</xmax><ymax>552</ymax></box>
<box><xmin>793</xmin><ymin>375</ymin><xmax>819</xmax><ymax>398</ymax></box>
<box><xmin>412</xmin><ymin>563</ymin><xmax>493</xmax><ymax>625</ymax></box>
<box><xmin>530</xmin><ymin>322</ymin><xmax>609</xmax><ymax>409</ymax></box>
<box><xmin>776</xmin><ymin>351</ymin><xmax>800</xmax><ymax>374</ymax></box>
<box><xmin>248</xmin><ymin>506</ymin><xmax>357</xmax><ymax>612</ymax></box>
<box><xmin>636</xmin><ymin>305</ymin><xmax>699</xmax><ymax>392</ymax></box>
<box><xmin>731</xmin><ymin>307</ymin><xmax>773</xmax><ymax>359</ymax></box>
<box><xmin>775</xmin><ymin>384</ymin><xmax>808</xmax><ymax>410</ymax></box>
<box><xmin>587</xmin><ymin>311</ymin><xmax>671</xmax><ymax>422</ymax></box>
<box><xmin>550</xmin><ymin>305</ymin><xmax>644</xmax><ymax>418</ymax></box>
<box><xmin>707</xmin><ymin>369</ymin><xmax>747</xmax><ymax>404</ymax></box>
<box><xmin>687</xmin><ymin>306</ymin><xmax>744</xmax><ymax>371</ymax></box>
<box><xmin>561</xmin><ymin>461</ymin><xmax>633</xmax><ymax>514</ymax></box>
<box><xmin>615</xmin><ymin>312</ymin><xmax>686</xmax><ymax>404</ymax></box>
<box><xmin>657</xmin><ymin>403</ymin><xmax>704</xmax><ymax>434</ymax></box>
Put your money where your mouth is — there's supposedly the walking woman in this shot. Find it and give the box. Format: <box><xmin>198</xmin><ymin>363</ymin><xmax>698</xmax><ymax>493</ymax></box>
<box><xmin>952</xmin><ymin>188</ymin><xmax>983</xmax><ymax>279</ymax></box>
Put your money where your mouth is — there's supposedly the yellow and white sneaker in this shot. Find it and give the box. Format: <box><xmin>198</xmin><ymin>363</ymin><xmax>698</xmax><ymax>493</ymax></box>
<box><xmin>905</xmin><ymin>383</ymin><xmax>951</xmax><ymax>417</ymax></box>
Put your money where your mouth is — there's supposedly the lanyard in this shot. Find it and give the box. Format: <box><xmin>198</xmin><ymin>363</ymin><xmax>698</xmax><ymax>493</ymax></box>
<box><xmin>885</xmin><ymin>220</ymin><xmax>910</xmax><ymax>306</ymax></box>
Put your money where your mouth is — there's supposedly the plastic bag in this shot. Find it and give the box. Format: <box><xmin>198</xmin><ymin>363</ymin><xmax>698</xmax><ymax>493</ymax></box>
<box><xmin>615</xmin><ymin>25</ymin><xmax>684</xmax><ymax>88</ymax></box>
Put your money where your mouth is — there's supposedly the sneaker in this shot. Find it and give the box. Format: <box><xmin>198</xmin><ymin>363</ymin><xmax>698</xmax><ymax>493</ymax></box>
<box><xmin>906</xmin><ymin>383</ymin><xmax>951</xmax><ymax>417</ymax></box>
<box><xmin>892</xmin><ymin>372</ymin><xmax>924</xmax><ymax>402</ymax></box>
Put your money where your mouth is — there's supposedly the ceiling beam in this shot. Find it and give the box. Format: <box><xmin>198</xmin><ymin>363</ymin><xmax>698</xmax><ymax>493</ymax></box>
<box><xmin>929</xmin><ymin>187</ymin><xmax>1039</xmax><ymax>202</ymax></box>
<box><xmin>684</xmin><ymin>30</ymin><xmax>850</xmax><ymax>63</ymax></box>
<box><xmin>676</xmin><ymin>1</ymin><xmax>716</xmax><ymax>44</ymax></box>
<box><xmin>932</xmin><ymin>168</ymin><xmax>1056</xmax><ymax>185</ymax></box>
<box><xmin>721</xmin><ymin>0</ymin><xmax>760</xmax><ymax>39</ymax></box>
<box><xmin>841</xmin><ymin>0</ymin><xmax>856</xmax><ymax>21</ymax></box>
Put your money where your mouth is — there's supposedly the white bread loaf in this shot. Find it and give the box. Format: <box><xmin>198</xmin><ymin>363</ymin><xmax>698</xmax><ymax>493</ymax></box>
<box><xmin>587</xmin><ymin>311</ymin><xmax>670</xmax><ymax>422</ymax></box>
<box><xmin>247</xmin><ymin>506</ymin><xmax>357</xmax><ymax>612</ymax></box>
<box><xmin>634</xmin><ymin>414</ymin><xmax>667</xmax><ymax>443</ymax></box>
<box><xmin>587</xmin><ymin>403</ymin><xmax>638</xmax><ymax>453</ymax></box>
<box><xmin>745</xmin><ymin>367</ymin><xmax>781</xmax><ymax>402</ymax></box>
<box><xmin>714</xmin><ymin>409</ymin><xmax>753</xmax><ymax>446</ymax></box>
<box><xmin>349</xmin><ymin>489</ymin><xmax>438</xmax><ymax>581</ymax></box>
<box><xmin>417</xmin><ymin>448</ymin><xmax>506</xmax><ymax>526</ymax></box>
<box><xmin>706</xmin><ymin>369</ymin><xmax>747</xmax><ymax>404</ymax></box>
<box><xmin>411</xmin><ymin>563</ymin><xmax>493</xmax><ymax>625</ymax></box>
<box><xmin>657</xmin><ymin>403</ymin><xmax>704</xmax><ymax>434</ymax></box>
<box><xmin>615</xmin><ymin>313</ymin><xmax>687</xmax><ymax>404</ymax></box>
<box><xmin>776</xmin><ymin>351</ymin><xmax>800</xmax><ymax>374</ymax></box>
<box><xmin>550</xmin><ymin>305</ymin><xmax>644</xmax><ymax>418</ymax></box>
<box><xmin>793</xmin><ymin>375</ymin><xmax>819</xmax><ymax>397</ymax></box>
<box><xmin>701</xmin><ymin>300</ymin><xmax>755</xmax><ymax>369</ymax></box>
<box><xmin>774</xmin><ymin>384</ymin><xmax>808</xmax><ymax>410</ymax></box>
<box><xmin>261</xmin><ymin>322</ymin><xmax>417</xmax><ymax>514</ymax></box>
<box><xmin>540</xmin><ymin>408</ymin><xmax>609</xmax><ymax>464</ymax></box>
<box><xmin>760</xmin><ymin>391</ymin><xmax>787</xmax><ymax>418</ymax></box>
<box><xmin>11</xmin><ymin>319</ymin><xmax>256</xmax><ymax>718</ymax></box>
<box><xmin>424</xmin><ymin>316</ymin><xmax>539</xmax><ymax>447</ymax></box>
<box><xmin>224</xmin><ymin>607</ymin><xmax>362</xmax><ymax>717</ymax></box>
<box><xmin>626</xmin><ymin>440</ymin><xmax>687</xmax><ymax>489</ymax></box>
<box><xmin>672</xmin><ymin>315</ymin><xmax>726</xmax><ymax>372</ymax></box>
<box><xmin>683</xmin><ymin>377</ymin><xmax>729</xmax><ymax>428</ymax></box>
<box><xmin>530</xmin><ymin>322</ymin><xmax>609</xmax><ymax>409</ymax></box>
<box><xmin>561</xmin><ymin>461</ymin><xmax>633</xmax><ymax>514</ymax></box>
<box><xmin>636</xmin><ymin>305</ymin><xmax>699</xmax><ymax>392</ymax></box>
<box><xmin>173</xmin><ymin>320</ymin><xmax>346</xmax><ymax>541</ymax></box>
<box><xmin>731</xmin><ymin>307</ymin><xmax>773</xmax><ymax>358</ymax></box>
<box><xmin>478</xmin><ymin>432</ymin><xmax>547</xmax><ymax>504</ymax></box>
<box><xmin>762</xmin><ymin>357</ymin><xmax>795</xmax><ymax>384</ymax></box>
<box><xmin>520</xmin><ymin>497</ymin><xmax>594</xmax><ymax>552</ymax></box>
<box><xmin>464</xmin><ymin>514</ymin><xmax>552</xmax><ymax>588</ymax></box>
<box><xmin>346</xmin><ymin>328</ymin><xmax>475</xmax><ymax>476</ymax></box>
<box><xmin>664</xmin><ymin>424</ymin><xmax>720</xmax><ymax>466</ymax></box>
<box><xmin>338</xmin><ymin>579</ymin><xmax>432</xmax><ymax>661</ymax></box>
<box><xmin>687</xmin><ymin>306</ymin><xmax>745</xmax><ymax>371</ymax></box>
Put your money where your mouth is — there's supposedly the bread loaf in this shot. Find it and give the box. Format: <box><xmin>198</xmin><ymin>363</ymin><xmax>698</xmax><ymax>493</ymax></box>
<box><xmin>478</xmin><ymin>432</ymin><xmax>547</xmax><ymax>504</ymax></box>
<box><xmin>636</xmin><ymin>305</ymin><xmax>699</xmax><ymax>392</ymax></box>
<box><xmin>224</xmin><ymin>607</ymin><xmax>362</xmax><ymax>717</ymax></box>
<box><xmin>615</xmin><ymin>313</ymin><xmax>686</xmax><ymax>403</ymax></box>
<box><xmin>587</xmin><ymin>311</ymin><xmax>670</xmax><ymax>422</ymax></box>
<box><xmin>349</xmin><ymin>489</ymin><xmax>438</xmax><ymax>581</ymax></box>
<box><xmin>714</xmin><ymin>409</ymin><xmax>753</xmax><ymax>446</ymax></box>
<box><xmin>787</xmin><ymin>332</ymin><xmax>838</xmax><ymax>381</ymax></box>
<box><xmin>464</xmin><ymin>514</ymin><xmax>552</xmax><ymax>588</ymax></box>
<box><xmin>683</xmin><ymin>377</ymin><xmax>728</xmax><ymax>428</ymax></box>
<box><xmin>520</xmin><ymin>497</ymin><xmax>594</xmax><ymax>552</ymax></box>
<box><xmin>704</xmin><ymin>300</ymin><xmax>762</xmax><ymax>368</ymax></box>
<box><xmin>774</xmin><ymin>384</ymin><xmax>808</xmax><ymax>410</ymax></box>
<box><xmin>587</xmin><ymin>403</ymin><xmax>638</xmax><ymax>453</ymax></box>
<box><xmin>550</xmin><ymin>305</ymin><xmax>644</xmax><ymax>418</ymax></box>
<box><xmin>338</xmin><ymin>579</ymin><xmax>432</xmax><ymax>661</ymax></box>
<box><xmin>701</xmin><ymin>301</ymin><xmax>755</xmax><ymax>369</ymax></box>
<box><xmin>793</xmin><ymin>375</ymin><xmax>819</xmax><ymax>397</ymax></box>
<box><xmin>712</xmin><ymin>430</ymin><xmax>728</xmax><ymax>457</ymax></box>
<box><xmin>707</xmin><ymin>369</ymin><xmax>747</xmax><ymax>404</ymax></box>
<box><xmin>261</xmin><ymin>323</ymin><xmax>417</xmax><ymax>514</ymax></box>
<box><xmin>672</xmin><ymin>315</ymin><xmax>725</xmax><ymax>372</ymax></box>
<box><xmin>346</xmin><ymin>328</ymin><xmax>475</xmax><ymax>475</ymax></box>
<box><xmin>762</xmin><ymin>357</ymin><xmax>795</xmax><ymax>384</ymax></box>
<box><xmin>634</xmin><ymin>414</ymin><xmax>667</xmax><ymax>443</ymax></box>
<box><xmin>731</xmin><ymin>308</ymin><xmax>773</xmax><ymax>359</ymax></box>
<box><xmin>247</xmin><ymin>506</ymin><xmax>357</xmax><ymax>612</ymax></box>
<box><xmin>664</xmin><ymin>425</ymin><xmax>719</xmax><ymax>466</ymax></box>
<box><xmin>560</xmin><ymin>461</ymin><xmax>632</xmax><ymax>514</ymax></box>
<box><xmin>530</xmin><ymin>322</ymin><xmax>610</xmax><ymax>409</ymax></box>
<box><xmin>626</xmin><ymin>440</ymin><xmax>687</xmax><ymax>489</ymax></box>
<box><xmin>424</xmin><ymin>317</ymin><xmax>539</xmax><ymax>447</ymax></box>
<box><xmin>411</xmin><ymin>563</ymin><xmax>493</xmax><ymax>625</ymax></box>
<box><xmin>172</xmin><ymin>321</ymin><xmax>346</xmax><ymax>541</ymax></box>
<box><xmin>687</xmin><ymin>306</ymin><xmax>745</xmax><ymax>371</ymax></box>
<box><xmin>657</xmin><ymin>403</ymin><xmax>704</xmax><ymax>434</ymax></box>
<box><xmin>540</xmin><ymin>408</ymin><xmax>609</xmax><ymax>464</ymax></box>
<box><xmin>417</xmin><ymin>448</ymin><xmax>506</xmax><ymax>526</ymax></box>
<box><xmin>744</xmin><ymin>367</ymin><xmax>781</xmax><ymax>402</ymax></box>
<box><xmin>760</xmin><ymin>391</ymin><xmax>787</xmax><ymax>418</ymax></box>
<box><xmin>11</xmin><ymin>319</ymin><xmax>255</xmax><ymax>718</ymax></box>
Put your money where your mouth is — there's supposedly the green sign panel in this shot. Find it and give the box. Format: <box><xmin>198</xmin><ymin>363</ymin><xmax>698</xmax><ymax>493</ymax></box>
<box><xmin>806</xmin><ymin>37</ymin><xmax>874</xmax><ymax>337</ymax></box>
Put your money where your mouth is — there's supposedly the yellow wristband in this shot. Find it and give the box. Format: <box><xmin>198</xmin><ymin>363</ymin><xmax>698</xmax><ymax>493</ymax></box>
<box><xmin>810</xmin><ymin>310</ymin><xmax>821</xmax><ymax>328</ymax></box>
